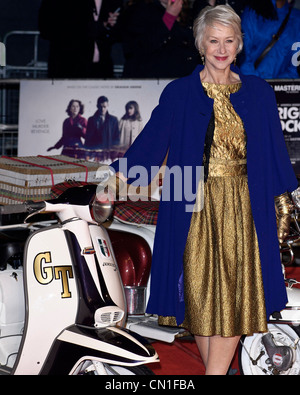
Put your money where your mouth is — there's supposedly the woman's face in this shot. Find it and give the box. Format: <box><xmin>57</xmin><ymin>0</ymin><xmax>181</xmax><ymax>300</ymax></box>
<box><xmin>127</xmin><ymin>105</ymin><xmax>135</xmax><ymax>117</ymax></box>
<box><xmin>201</xmin><ymin>23</ymin><xmax>239</xmax><ymax>72</ymax></box>
<box><xmin>70</xmin><ymin>101</ymin><xmax>80</xmax><ymax>117</ymax></box>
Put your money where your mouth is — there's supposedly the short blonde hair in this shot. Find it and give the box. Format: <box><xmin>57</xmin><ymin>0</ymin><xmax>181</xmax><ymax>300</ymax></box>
<box><xmin>193</xmin><ymin>5</ymin><xmax>243</xmax><ymax>55</ymax></box>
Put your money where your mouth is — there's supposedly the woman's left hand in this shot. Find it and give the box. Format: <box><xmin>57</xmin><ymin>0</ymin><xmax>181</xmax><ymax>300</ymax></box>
<box><xmin>277</xmin><ymin>214</ymin><xmax>291</xmax><ymax>244</ymax></box>
<box><xmin>275</xmin><ymin>192</ymin><xmax>294</xmax><ymax>244</ymax></box>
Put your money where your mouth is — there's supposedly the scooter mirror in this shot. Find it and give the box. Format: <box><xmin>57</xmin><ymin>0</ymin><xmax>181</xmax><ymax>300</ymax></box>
<box><xmin>90</xmin><ymin>190</ymin><xmax>113</xmax><ymax>224</ymax></box>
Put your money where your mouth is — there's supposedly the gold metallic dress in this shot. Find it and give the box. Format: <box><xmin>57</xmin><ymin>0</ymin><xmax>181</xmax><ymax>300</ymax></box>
<box><xmin>159</xmin><ymin>82</ymin><xmax>268</xmax><ymax>337</ymax></box>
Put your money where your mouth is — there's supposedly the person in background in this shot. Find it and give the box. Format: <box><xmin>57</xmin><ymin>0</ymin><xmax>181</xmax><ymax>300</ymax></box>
<box><xmin>85</xmin><ymin>96</ymin><xmax>119</xmax><ymax>150</ymax></box>
<box><xmin>47</xmin><ymin>99</ymin><xmax>87</xmax><ymax>155</ymax></box>
<box><xmin>121</xmin><ymin>0</ymin><xmax>200</xmax><ymax>78</ymax></box>
<box><xmin>110</xmin><ymin>5</ymin><xmax>297</xmax><ymax>374</ymax></box>
<box><xmin>240</xmin><ymin>0</ymin><xmax>300</xmax><ymax>78</ymax></box>
<box><xmin>119</xmin><ymin>101</ymin><xmax>143</xmax><ymax>151</ymax></box>
<box><xmin>38</xmin><ymin>0</ymin><xmax>123</xmax><ymax>78</ymax></box>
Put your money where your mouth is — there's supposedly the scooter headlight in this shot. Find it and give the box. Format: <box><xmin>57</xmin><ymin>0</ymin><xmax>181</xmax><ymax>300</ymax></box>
<box><xmin>90</xmin><ymin>190</ymin><xmax>113</xmax><ymax>224</ymax></box>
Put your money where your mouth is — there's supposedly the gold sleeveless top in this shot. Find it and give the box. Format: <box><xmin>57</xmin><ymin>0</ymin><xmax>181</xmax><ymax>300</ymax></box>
<box><xmin>202</xmin><ymin>81</ymin><xmax>247</xmax><ymax>178</ymax></box>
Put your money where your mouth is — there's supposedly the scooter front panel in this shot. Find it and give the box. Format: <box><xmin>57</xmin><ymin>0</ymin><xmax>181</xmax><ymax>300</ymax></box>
<box><xmin>89</xmin><ymin>225</ymin><xmax>126</xmax><ymax>315</ymax></box>
<box><xmin>40</xmin><ymin>324</ymin><xmax>159</xmax><ymax>374</ymax></box>
<box><xmin>13</xmin><ymin>226</ymin><xmax>78</xmax><ymax>375</ymax></box>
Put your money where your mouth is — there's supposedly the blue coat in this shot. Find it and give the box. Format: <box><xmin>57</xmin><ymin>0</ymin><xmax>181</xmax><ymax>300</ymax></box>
<box><xmin>240</xmin><ymin>0</ymin><xmax>300</xmax><ymax>79</ymax></box>
<box><xmin>111</xmin><ymin>65</ymin><xmax>298</xmax><ymax>323</ymax></box>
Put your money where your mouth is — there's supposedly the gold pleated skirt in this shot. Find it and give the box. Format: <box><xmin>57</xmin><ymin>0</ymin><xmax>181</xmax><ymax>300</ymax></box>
<box><xmin>159</xmin><ymin>163</ymin><xmax>268</xmax><ymax>337</ymax></box>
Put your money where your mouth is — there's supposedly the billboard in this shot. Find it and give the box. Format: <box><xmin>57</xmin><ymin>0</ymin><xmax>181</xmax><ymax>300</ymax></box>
<box><xmin>18</xmin><ymin>79</ymin><xmax>170</xmax><ymax>164</ymax></box>
<box><xmin>18</xmin><ymin>78</ymin><xmax>300</xmax><ymax>175</ymax></box>
<box><xmin>269</xmin><ymin>79</ymin><xmax>300</xmax><ymax>175</ymax></box>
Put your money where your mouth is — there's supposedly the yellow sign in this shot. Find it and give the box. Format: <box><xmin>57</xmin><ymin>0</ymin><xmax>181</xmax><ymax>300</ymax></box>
<box><xmin>33</xmin><ymin>251</ymin><xmax>74</xmax><ymax>298</ymax></box>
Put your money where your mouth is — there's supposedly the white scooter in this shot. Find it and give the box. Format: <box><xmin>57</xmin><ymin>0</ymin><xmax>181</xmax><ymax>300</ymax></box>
<box><xmin>0</xmin><ymin>184</ymin><xmax>158</xmax><ymax>375</ymax></box>
<box><xmin>2</xmin><ymin>179</ymin><xmax>299</xmax><ymax>376</ymax></box>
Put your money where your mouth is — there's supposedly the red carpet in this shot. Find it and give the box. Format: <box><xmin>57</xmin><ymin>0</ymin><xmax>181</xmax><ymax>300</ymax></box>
<box><xmin>147</xmin><ymin>265</ymin><xmax>300</xmax><ymax>376</ymax></box>
<box><xmin>149</xmin><ymin>339</ymin><xmax>206</xmax><ymax>375</ymax></box>
<box><xmin>149</xmin><ymin>338</ymin><xmax>240</xmax><ymax>375</ymax></box>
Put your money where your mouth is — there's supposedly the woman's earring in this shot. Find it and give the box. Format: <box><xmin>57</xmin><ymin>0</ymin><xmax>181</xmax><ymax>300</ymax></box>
<box><xmin>234</xmin><ymin>57</ymin><xmax>237</xmax><ymax>67</ymax></box>
<box><xmin>201</xmin><ymin>54</ymin><xmax>205</xmax><ymax>65</ymax></box>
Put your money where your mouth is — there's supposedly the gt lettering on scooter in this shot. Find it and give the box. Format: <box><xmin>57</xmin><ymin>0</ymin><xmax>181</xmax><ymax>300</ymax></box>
<box><xmin>33</xmin><ymin>251</ymin><xmax>74</xmax><ymax>298</ymax></box>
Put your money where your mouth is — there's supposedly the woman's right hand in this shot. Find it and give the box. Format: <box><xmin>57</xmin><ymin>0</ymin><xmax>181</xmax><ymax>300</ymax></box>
<box><xmin>105</xmin><ymin>10</ymin><xmax>120</xmax><ymax>28</ymax></box>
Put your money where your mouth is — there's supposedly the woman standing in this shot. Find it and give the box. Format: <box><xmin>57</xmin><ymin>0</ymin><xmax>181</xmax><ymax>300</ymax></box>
<box><xmin>111</xmin><ymin>5</ymin><xmax>297</xmax><ymax>374</ymax></box>
<box><xmin>47</xmin><ymin>99</ymin><xmax>87</xmax><ymax>155</ymax></box>
<box><xmin>119</xmin><ymin>101</ymin><xmax>143</xmax><ymax>151</ymax></box>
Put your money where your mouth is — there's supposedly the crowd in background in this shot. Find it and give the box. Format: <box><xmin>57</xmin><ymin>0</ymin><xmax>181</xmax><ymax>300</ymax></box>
<box><xmin>37</xmin><ymin>0</ymin><xmax>300</xmax><ymax>80</ymax></box>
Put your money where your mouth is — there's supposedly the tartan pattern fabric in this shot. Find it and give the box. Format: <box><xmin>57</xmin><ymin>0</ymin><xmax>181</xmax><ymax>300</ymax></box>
<box><xmin>50</xmin><ymin>181</ymin><xmax>159</xmax><ymax>225</ymax></box>
<box><xmin>114</xmin><ymin>200</ymin><xmax>159</xmax><ymax>225</ymax></box>
<box><xmin>50</xmin><ymin>180</ymin><xmax>91</xmax><ymax>198</ymax></box>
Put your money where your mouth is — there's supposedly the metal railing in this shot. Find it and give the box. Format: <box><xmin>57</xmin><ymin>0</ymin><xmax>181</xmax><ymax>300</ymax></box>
<box><xmin>0</xmin><ymin>31</ymin><xmax>48</xmax><ymax>155</ymax></box>
<box><xmin>0</xmin><ymin>79</ymin><xmax>19</xmax><ymax>155</ymax></box>
<box><xmin>0</xmin><ymin>123</ymin><xmax>18</xmax><ymax>156</ymax></box>
<box><xmin>0</xmin><ymin>30</ymin><xmax>47</xmax><ymax>80</ymax></box>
